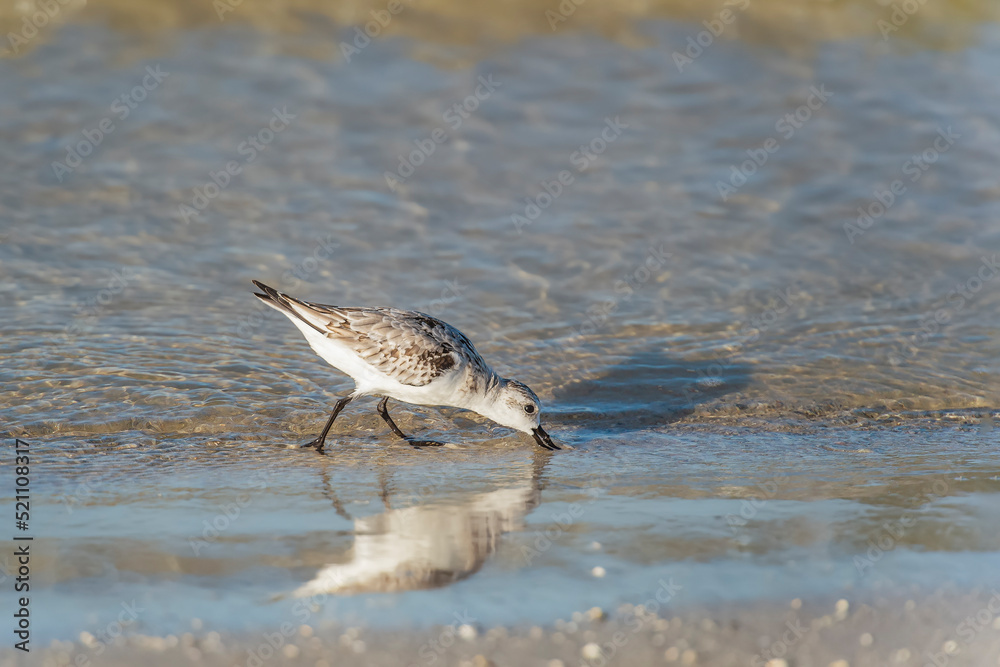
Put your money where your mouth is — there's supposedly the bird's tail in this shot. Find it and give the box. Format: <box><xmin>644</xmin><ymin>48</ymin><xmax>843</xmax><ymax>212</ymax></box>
<box><xmin>251</xmin><ymin>280</ymin><xmax>328</xmax><ymax>334</ymax></box>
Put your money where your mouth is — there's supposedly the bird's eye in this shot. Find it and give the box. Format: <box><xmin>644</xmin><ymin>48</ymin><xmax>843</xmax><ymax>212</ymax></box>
<box><xmin>524</xmin><ymin>405</ymin><xmax>535</xmax><ymax>414</ymax></box>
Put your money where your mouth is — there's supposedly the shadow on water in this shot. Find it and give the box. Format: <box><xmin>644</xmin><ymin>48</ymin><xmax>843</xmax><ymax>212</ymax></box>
<box><xmin>289</xmin><ymin>451</ymin><xmax>552</xmax><ymax>597</ymax></box>
<box><xmin>551</xmin><ymin>347</ymin><xmax>751</xmax><ymax>430</ymax></box>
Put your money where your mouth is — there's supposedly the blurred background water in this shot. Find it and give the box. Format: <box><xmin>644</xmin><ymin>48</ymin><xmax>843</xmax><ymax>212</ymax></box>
<box><xmin>1</xmin><ymin>0</ymin><xmax>1000</xmax><ymax>649</ymax></box>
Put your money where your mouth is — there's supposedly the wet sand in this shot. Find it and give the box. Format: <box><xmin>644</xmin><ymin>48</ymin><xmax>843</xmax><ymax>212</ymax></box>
<box><xmin>7</xmin><ymin>590</ymin><xmax>1000</xmax><ymax>667</ymax></box>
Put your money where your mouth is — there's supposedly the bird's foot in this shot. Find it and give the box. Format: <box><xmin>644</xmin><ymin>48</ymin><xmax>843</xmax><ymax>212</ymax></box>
<box><xmin>301</xmin><ymin>438</ymin><xmax>326</xmax><ymax>452</ymax></box>
<box><xmin>407</xmin><ymin>439</ymin><xmax>445</xmax><ymax>448</ymax></box>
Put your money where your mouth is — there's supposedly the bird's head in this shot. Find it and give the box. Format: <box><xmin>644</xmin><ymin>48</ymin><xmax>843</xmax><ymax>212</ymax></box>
<box><xmin>480</xmin><ymin>379</ymin><xmax>559</xmax><ymax>450</ymax></box>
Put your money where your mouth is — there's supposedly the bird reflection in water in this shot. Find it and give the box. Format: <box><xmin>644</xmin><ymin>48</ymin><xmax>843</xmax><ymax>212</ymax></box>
<box><xmin>293</xmin><ymin>451</ymin><xmax>552</xmax><ymax>596</ymax></box>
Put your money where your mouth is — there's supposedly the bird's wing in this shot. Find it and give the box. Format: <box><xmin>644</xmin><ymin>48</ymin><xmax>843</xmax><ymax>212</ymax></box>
<box><xmin>252</xmin><ymin>281</ymin><xmax>488</xmax><ymax>387</ymax></box>
<box><xmin>317</xmin><ymin>306</ymin><xmax>487</xmax><ymax>386</ymax></box>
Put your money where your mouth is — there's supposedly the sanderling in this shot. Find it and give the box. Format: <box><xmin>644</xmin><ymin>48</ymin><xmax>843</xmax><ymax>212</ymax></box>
<box><xmin>252</xmin><ymin>280</ymin><xmax>559</xmax><ymax>451</ymax></box>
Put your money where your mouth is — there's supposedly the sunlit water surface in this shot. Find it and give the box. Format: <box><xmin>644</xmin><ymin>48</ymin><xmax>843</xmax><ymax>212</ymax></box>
<box><xmin>1</xmin><ymin>3</ymin><xmax>1000</xmax><ymax>643</ymax></box>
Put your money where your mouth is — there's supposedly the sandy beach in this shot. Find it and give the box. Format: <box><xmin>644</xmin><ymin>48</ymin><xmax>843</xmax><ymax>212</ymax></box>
<box><xmin>7</xmin><ymin>590</ymin><xmax>1000</xmax><ymax>667</ymax></box>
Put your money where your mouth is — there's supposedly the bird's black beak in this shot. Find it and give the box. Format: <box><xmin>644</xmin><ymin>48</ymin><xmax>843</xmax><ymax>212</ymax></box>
<box><xmin>532</xmin><ymin>426</ymin><xmax>560</xmax><ymax>451</ymax></box>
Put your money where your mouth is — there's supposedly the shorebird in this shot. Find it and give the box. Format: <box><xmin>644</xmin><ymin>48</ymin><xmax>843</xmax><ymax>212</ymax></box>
<box><xmin>252</xmin><ymin>280</ymin><xmax>559</xmax><ymax>452</ymax></box>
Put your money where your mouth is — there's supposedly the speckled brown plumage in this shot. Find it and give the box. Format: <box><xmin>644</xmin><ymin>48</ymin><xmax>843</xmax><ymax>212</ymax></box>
<box><xmin>257</xmin><ymin>285</ymin><xmax>492</xmax><ymax>387</ymax></box>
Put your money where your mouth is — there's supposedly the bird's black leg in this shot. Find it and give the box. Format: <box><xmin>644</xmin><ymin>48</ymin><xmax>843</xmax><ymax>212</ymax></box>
<box><xmin>303</xmin><ymin>395</ymin><xmax>353</xmax><ymax>453</ymax></box>
<box><xmin>375</xmin><ymin>397</ymin><xmax>444</xmax><ymax>448</ymax></box>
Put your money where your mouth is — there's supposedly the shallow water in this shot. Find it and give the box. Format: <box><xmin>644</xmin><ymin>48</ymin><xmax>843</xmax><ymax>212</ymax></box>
<box><xmin>2</xmin><ymin>0</ymin><xmax>1000</xmax><ymax>647</ymax></box>
<box><xmin>12</xmin><ymin>427</ymin><xmax>1000</xmax><ymax>642</ymax></box>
